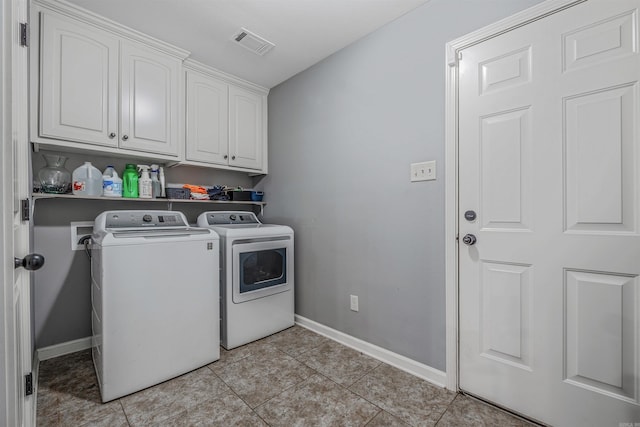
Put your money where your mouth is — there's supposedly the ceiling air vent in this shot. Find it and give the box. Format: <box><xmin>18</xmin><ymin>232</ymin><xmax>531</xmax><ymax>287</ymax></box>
<box><xmin>232</xmin><ymin>28</ymin><xmax>275</xmax><ymax>56</ymax></box>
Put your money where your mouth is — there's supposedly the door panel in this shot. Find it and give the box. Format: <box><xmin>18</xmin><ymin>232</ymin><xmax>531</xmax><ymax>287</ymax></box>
<box><xmin>564</xmin><ymin>83</ymin><xmax>637</xmax><ymax>233</ymax></box>
<box><xmin>480</xmin><ymin>262</ymin><xmax>532</xmax><ymax>370</ymax></box>
<box><xmin>564</xmin><ymin>270</ymin><xmax>636</xmax><ymax>401</ymax></box>
<box><xmin>458</xmin><ymin>1</ymin><xmax>640</xmax><ymax>425</ymax></box>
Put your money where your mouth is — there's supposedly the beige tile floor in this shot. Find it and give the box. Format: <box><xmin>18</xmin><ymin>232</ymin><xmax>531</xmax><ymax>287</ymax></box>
<box><xmin>37</xmin><ymin>325</ymin><xmax>534</xmax><ymax>426</ymax></box>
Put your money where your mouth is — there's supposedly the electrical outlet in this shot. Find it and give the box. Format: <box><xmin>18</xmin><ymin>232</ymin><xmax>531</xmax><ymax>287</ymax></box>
<box><xmin>410</xmin><ymin>161</ymin><xmax>436</xmax><ymax>182</ymax></box>
<box><xmin>70</xmin><ymin>221</ymin><xmax>94</xmax><ymax>251</ymax></box>
<box><xmin>350</xmin><ymin>295</ymin><xmax>359</xmax><ymax>312</ymax></box>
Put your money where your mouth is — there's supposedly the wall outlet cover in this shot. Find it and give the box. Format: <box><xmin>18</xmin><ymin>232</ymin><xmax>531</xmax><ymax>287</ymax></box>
<box><xmin>350</xmin><ymin>295</ymin><xmax>359</xmax><ymax>312</ymax></box>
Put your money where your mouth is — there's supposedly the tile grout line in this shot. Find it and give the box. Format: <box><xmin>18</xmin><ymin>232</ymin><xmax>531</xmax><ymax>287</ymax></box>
<box><xmin>118</xmin><ymin>399</ymin><xmax>133</xmax><ymax>427</ymax></box>
<box><xmin>209</xmin><ymin>358</ymin><xmax>278</xmax><ymax>426</ymax></box>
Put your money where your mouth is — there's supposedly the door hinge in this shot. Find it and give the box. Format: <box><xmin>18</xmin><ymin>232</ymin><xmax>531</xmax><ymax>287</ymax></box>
<box><xmin>455</xmin><ymin>233</ymin><xmax>459</xmax><ymax>242</ymax></box>
<box><xmin>25</xmin><ymin>373</ymin><xmax>33</xmax><ymax>396</ymax></box>
<box><xmin>21</xmin><ymin>199</ymin><xmax>29</xmax><ymax>221</ymax></box>
<box><xmin>20</xmin><ymin>23</ymin><xmax>29</xmax><ymax>47</ymax></box>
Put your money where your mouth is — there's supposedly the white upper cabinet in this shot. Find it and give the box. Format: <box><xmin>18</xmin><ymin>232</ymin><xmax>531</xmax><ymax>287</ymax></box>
<box><xmin>40</xmin><ymin>13</ymin><xmax>119</xmax><ymax>147</ymax></box>
<box><xmin>229</xmin><ymin>85</ymin><xmax>264</xmax><ymax>171</ymax></box>
<box><xmin>32</xmin><ymin>1</ymin><xmax>188</xmax><ymax>161</ymax></box>
<box><xmin>32</xmin><ymin>0</ymin><xmax>268</xmax><ymax>173</ymax></box>
<box><xmin>185</xmin><ymin>70</ymin><xmax>229</xmax><ymax>165</ymax></box>
<box><xmin>184</xmin><ymin>63</ymin><xmax>268</xmax><ymax>173</ymax></box>
<box><xmin>120</xmin><ymin>42</ymin><xmax>181</xmax><ymax>156</ymax></box>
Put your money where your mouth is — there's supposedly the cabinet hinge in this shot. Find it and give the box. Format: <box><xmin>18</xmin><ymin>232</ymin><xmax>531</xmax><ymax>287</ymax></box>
<box><xmin>21</xmin><ymin>199</ymin><xmax>29</xmax><ymax>221</ymax></box>
<box><xmin>457</xmin><ymin>51</ymin><xmax>462</xmax><ymax>61</ymax></box>
<box><xmin>20</xmin><ymin>23</ymin><xmax>29</xmax><ymax>47</ymax></box>
<box><xmin>25</xmin><ymin>372</ymin><xmax>33</xmax><ymax>396</ymax></box>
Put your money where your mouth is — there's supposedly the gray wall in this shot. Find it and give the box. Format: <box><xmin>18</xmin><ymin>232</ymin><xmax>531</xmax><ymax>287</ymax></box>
<box><xmin>33</xmin><ymin>150</ymin><xmax>254</xmax><ymax>348</ymax></box>
<box><xmin>260</xmin><ymin>0</ymin><xmax>543</xmax><ymax>370</ymax></box>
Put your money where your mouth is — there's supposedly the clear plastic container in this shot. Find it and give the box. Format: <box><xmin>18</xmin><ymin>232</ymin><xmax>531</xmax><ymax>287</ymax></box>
<box><xmin>72</xmin><ymin>162</ymin><xmax>103</xmax><ymax>196</ymax></box>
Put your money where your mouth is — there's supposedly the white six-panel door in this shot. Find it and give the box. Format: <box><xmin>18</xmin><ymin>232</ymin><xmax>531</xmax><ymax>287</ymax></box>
<box><xmin>458</xmin><ymin>1</ymin><xmax>640</xmax><ymax>426</ymax></box>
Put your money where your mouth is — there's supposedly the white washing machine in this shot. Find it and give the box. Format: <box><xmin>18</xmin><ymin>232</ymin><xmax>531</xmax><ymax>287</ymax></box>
<box><xmin>91</xmin><ymin>210</ymin><xmax>220</xmax><ymax>402</ymax></box>
<box><xmin>197</xmin><ymin>211</ymin><xmax>294</xmax><ymax>349</ymax></box>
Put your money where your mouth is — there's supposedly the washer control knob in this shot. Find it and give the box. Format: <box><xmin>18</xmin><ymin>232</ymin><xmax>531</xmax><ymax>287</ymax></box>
<box><xmin>142</xmin><ymin>214</ymin><xmax>153</xmax><ymax>223</ymax></box>
<box><xmin>229</xmin><ymin>214</ymin><xmax>237</xmax><ymax>221</ymax></box>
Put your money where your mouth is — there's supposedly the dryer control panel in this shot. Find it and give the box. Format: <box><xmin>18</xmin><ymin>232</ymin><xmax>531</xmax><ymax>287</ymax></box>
<box><xmin>203</xmin><ymin>211</ymin><xmax>260</xmax><ymax>225</ymax></box>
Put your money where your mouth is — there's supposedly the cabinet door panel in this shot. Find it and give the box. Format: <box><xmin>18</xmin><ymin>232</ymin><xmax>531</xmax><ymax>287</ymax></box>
<box><xmin>40</xmin><ymin>13</ymin><xmax>118</xmax><ymax>146</ymax></box>
<box><xmin>120</xmin><ymin>42</ymin><xmax>180</xmax><ymax>156</ymax></box>
<box><xmin>229</xmin><ymin>86</ymin><xmax>263</xmax><ymax>170</ymax></box>
<box><xmin>185</xmin><ymin>71</ymin><xmax>229</xmax><ymax>164</ymax></box>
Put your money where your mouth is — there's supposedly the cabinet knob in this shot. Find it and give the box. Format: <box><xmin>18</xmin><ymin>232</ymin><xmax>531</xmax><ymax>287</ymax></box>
<box><xmin>223</xmin><ymin>155</ymin><xmax>228</xmax><ymax>159</ymax></box>
<box><xmin>231</xmin><ymin>156</ymin><xmax>236</xmax><ymax>160</ymax></box>
<box><xmin>109</xmin><ymin>132</ymin><xmax>116</xmax><ymax>139</ymax></box>
<box><xmin>122</xmin><ymin>135</ymin><xmax>129</xmax><ymax>141</ymax></box>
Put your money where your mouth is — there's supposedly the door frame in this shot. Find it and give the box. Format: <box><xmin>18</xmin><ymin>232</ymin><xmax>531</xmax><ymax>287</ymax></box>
<box><xmin>2</xmin><ymin>0</ymin><xmax>33</xmax><ymax>424</ymax></box>
<box><xmin>443</xmin><ymin>0</ymin><xmax>587</xmax><ymax>391</ymax></box>
<box><xmin>0</xmin><ymin>0</ymin><xmax>15</xmax><ymax>422</ymax></box>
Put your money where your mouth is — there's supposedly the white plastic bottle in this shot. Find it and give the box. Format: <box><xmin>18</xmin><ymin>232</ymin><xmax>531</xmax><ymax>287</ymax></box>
<box><xmin>159</xmin><ymin>167</ymin><xmax>166</xmax><ymax>198</ymax></box>
<box><xmin>72</xmin><ymin>162</ymin><xmax>102</xmax><ymax>196</ymax></box>
<box><xmin>137</xmin><ymin>165</ymin><xmax>152</xmax><ymax>199</ymax></box>
<box><xmin>150</xmin><ymin>164</ymin><xmax>161</xmax><ymax>198</ymax></box>
<box><xmin>102</xmin><ymin>166</ymin><xmax>123</xmax><ymax>197</ymax></box>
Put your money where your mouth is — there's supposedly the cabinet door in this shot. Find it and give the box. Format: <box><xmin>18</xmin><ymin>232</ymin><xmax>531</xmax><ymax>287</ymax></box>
<box><xmin>229</xmin><ymin>85</ymin><xmax>264</xmax><ymax>170</ymax></box>
<box><xmin>120</xmin><ymin>41</ymin><xmax>180</xmax><ymax>156</ymax></box>
<box><xmin>185</xmin><ymin>71</ymin><xmax>229</xmax><ymax>165</ymax></box>
<box><xmin>40</xmin><ymin>13</ymin><xmax>118</xmax><ymax>147</ymax></box>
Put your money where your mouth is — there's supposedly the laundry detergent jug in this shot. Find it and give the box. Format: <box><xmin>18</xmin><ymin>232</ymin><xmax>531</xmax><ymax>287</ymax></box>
<box><xmin>122</xmin><ymin>164</ymin><xmax>139</xmax><ymax>198</ymax></box>
<box><xmin>102</xmin><ymin>166</ymin><xmax>123</xmax><ymax>197</ymax></box>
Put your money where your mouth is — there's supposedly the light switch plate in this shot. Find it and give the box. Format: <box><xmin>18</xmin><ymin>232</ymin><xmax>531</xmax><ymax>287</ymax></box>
<box><xmin>410</xmin><ymin>161</ymin><xmax>436</xmax><ymax>182</ymax></box>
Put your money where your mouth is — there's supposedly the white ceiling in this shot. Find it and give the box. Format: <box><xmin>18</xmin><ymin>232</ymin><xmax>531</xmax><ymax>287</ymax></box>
<box><xmin>63</xmin><ymin>0</ymin><xmax>428</xmax><ymax>88</ymax></box>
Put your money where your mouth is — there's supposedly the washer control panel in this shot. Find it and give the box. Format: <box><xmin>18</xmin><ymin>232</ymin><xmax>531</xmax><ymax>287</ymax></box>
<box><xmin>104</xmin><ymin>211</ymin><xmax>187</xmax><ymax>229</ymax></box>
<box><xmin>204</xmin><ymin>211</ymin><xmax>260</xmax><ymax>225</ymax></box>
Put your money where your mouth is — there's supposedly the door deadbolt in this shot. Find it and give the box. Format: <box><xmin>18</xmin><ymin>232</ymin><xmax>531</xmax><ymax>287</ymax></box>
<box><xmin>464</xmin><ymin>210</ymin><xmax>477</xmax><ymax>221</ymax></box>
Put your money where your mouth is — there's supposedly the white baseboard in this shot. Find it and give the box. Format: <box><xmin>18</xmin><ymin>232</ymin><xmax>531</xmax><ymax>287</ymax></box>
<box><xmin>295</xmin><ymin>315</ymin><xmax>447</xmax><ymax>388</ymax></box>
<box><xmin>36</xmin><ymin>336</ymin><xmax>92</xmax><ymax>361</ymax></box>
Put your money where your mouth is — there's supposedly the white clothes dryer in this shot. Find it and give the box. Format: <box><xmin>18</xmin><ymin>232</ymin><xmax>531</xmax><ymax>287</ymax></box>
<box><xmin>197</xmin><ymin>211</ymin><xmax>294</xmax><ymax>349</ymax></box>
<box><xmin>91</xmin><ymin>210</ymin><xmax>220</xmax><ymax>402</ymax></box>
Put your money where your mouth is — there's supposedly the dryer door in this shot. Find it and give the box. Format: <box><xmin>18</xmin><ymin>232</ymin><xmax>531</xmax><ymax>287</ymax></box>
<box><xmin>231</xmin><ymin>238</ymin><xmax>292</xmax><ymax>303</ymax></box>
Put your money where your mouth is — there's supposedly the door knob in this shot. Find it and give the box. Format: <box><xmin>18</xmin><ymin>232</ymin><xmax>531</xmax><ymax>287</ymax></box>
<box><xmin>14</xmin><ymin>253</ymin><xmax>45</xmax><ymax>270</ymax></box>
<box><xmin>462</xmin><ymin>234</ymin><xmax>477</xmax><ymax>246</ymax></box>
